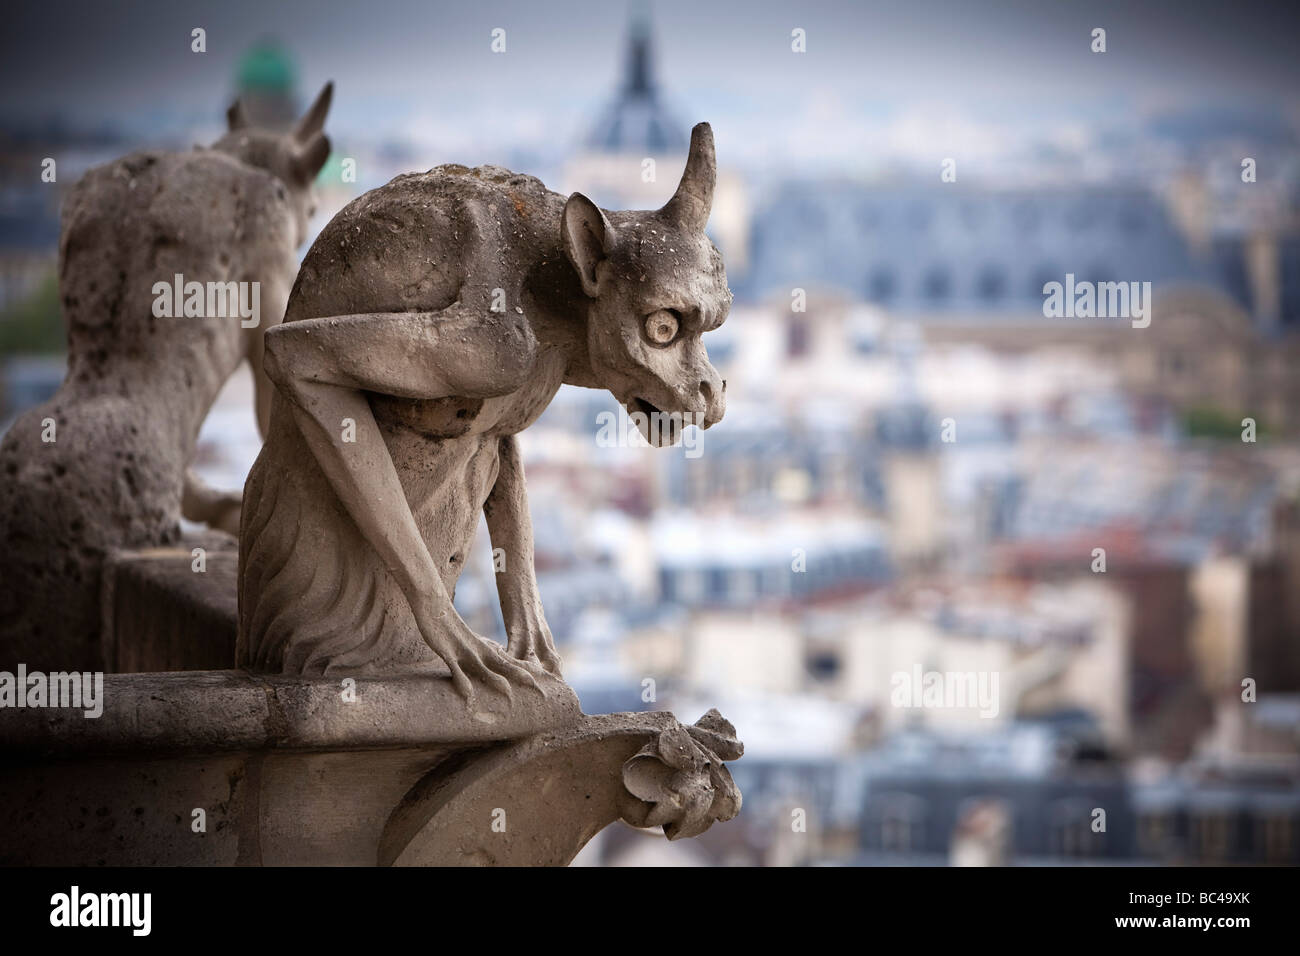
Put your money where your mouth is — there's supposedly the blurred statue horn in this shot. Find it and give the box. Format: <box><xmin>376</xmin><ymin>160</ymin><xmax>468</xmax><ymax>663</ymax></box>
<box><xmin>292</xmin><ymin>81</ymin><xmax>334</xmax><ymax>143</ymax></box>
<box><xmin>226</xmin><ymin>99</ymin><xmax>250</xmax><ymax>132</ymax></box>
<box><xmin>661</xmin><ymin>122</ymin><xmax>716</xmax><ymax>233</ymax></box>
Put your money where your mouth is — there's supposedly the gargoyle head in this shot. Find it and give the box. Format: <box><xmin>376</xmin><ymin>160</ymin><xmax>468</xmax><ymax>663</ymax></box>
<box><xmin>562</xmin><ymin>122</ymin><xmax>731</xmax><ymax>447</ymax></box>
<box><xmin>213</xmin><ymin>81</ymin><xmax>334</xmax><ymax>247</ymax></box>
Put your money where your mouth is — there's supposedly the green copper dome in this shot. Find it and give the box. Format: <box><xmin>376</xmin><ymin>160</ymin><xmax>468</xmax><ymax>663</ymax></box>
<box><xmin>237</xmin><ymin>41</ymin><xmax>296</xmax><ymax>94</ymax></box>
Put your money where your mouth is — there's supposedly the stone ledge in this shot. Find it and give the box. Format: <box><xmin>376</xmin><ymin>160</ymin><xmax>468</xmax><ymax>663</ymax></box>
<box><xmin>0</xmin><ymin>711</ymin><xmax>743</xmax><ymax>866</ymax></box>
<box><xmin>101</xmin><ymin>541</ymin><xmax>239</xmax><ymax>672</ymax></box>
<box><xmin>0</xmin><ymin>668</ymin><xmax>581</xmax><ymax>759</ymax></box>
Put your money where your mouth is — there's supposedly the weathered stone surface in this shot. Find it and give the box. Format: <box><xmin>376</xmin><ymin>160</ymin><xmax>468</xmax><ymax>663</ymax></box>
<box><xmin>0</xmin><ymin>669</ymin><xmax>741</xmax><ymax>867</ymax></box>
<box><xmin>381</xmin><ymin>709</ymin><xmax>743</xmax><ymax>866</ymax></box>
<box><xmin>0</xmin><ymin>748</ymin><xmax>447</xmax><ymax>866</ymax></box>
<box><xmin>0</xmin><ymin>669</ymin><xmax>579</xmax><ymax>758</ymax></box>
<box><xmin>0</xmin><ymin>109</ymin><xmax>746</xmax><ymax>867</ymax></box>
<box><xmin>620</xmin><ymin>707</ymin><xmax>743</xmax><ymax>840</ymax></box>
<box><xmin>0</xmin><ymin>85</ymin><xmax>333</xmax><ymax>672</ymax></box>
<box><xmin>102</xmin><ymin>536</ymin><xmax>239</xmax><ymax>672</ymax></box>
<box><xmin>240</xmin><ymin>123</ymin><xmax>732</xmax><ymax>703</ymax></box>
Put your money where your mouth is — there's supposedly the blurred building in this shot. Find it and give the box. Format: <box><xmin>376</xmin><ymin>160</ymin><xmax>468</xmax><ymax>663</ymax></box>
<box><xmin>740</xmin><ymin>178</ymin><xmax>1300</xmax><ymax>433</ymax></box>
<box><xmin>850</xmin><ymin>719</ymin><xmax>1134</xmax><ymax>864</ymax></box>
<box><xmin>742</xmin><ymin>182</ymin><xmax>1210</xmax><ymax>312</ymax></box>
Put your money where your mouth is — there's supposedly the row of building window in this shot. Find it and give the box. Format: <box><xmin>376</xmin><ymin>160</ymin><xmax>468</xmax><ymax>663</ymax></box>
<box><xmin>865</xmin><ymin>267</ymin><xmax>1118</xmax><ymax>305</ymax></box>
<box><xmin>785</xmin><ymin>200</ymin><xmax>1152</xmax><ymax>237</ymax></box>
<box><xmin>868</xmin><ymin>798</ymin><xmax>1297</xmax><ymax>862</ymax></box>
<box><xmin>660</xmin><ymin>554</ymin><xmax>888</xmax><ymax>605</ymax></box>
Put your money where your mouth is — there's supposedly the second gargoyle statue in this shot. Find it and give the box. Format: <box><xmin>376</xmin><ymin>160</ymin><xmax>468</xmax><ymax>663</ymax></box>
<box><xmin>239</xmin><ymin>123</ymin><xmax>731</xmax><ymax>699</ymax></box>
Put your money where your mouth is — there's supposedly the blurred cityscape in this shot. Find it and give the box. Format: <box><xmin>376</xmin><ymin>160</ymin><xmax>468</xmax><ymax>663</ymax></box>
<box><xmin>2</xmin><ymin>4</ymin><xmax>1299</xmax><ymax>866</ymax></box>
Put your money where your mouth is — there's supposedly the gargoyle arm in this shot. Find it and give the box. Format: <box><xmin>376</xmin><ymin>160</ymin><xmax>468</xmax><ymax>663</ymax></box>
<box><xmin>484</xmin><ymin>434</ymin><xmax>563</xmax><ymax>674</ymax></box>
<box><xmin>262</xmin><ymin>306</ymin><xmax>536</xmax><ymax>592</ymax></box>
<box><xmin>262</xmin><ymin>308</ymin><xmax>537</xmax><ymax>402</ymax></box>
<box><xmin>261</xmin><ymin>308</ymin><xmax>542</xmax><ymax>698</ymax></box>
<box><xmin>249</xmin><ymin>326</ymin><xmax>274</xmax><ymax>440</ymax></box>
<box><xmin>248</xmin><ymin>271</ymin><xmax>292</xmax><ymax>439</ymax></box>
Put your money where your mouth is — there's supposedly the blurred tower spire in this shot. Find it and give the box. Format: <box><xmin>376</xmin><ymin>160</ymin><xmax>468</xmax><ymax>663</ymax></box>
<box><xmin>586</xmin><ymin>2</ymin><xmax>685</xmax><ymax>155</ymax></box>
<box><xmin>623</xmin><ymin>1</ymin><xmax>654</xmax><ymax>97</ymax></box>
<box><xmin>566</xmin><ymin>1</ymin><xmax>749</xmax><ymax>275</ymax></box>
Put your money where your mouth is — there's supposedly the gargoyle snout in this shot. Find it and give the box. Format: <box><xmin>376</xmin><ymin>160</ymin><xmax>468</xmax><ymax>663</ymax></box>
<box><xmin>699</xmin><ymin>370</ymin><xmax>726</xmax><ymax>429</ymax></box>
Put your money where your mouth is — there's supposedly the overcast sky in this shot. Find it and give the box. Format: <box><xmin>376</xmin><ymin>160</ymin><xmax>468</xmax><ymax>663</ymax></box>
<box><xmin>3</xmin><ymin>0</ymin><xmax>1297</xmax><ymax>172</ymax></box>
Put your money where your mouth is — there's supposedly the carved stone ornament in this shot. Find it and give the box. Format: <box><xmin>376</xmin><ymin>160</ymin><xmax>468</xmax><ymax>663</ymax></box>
<box><xmin>620</xmin><ymin>708</ymin><xmax>744</xmax><ymax>839</ymax></box>
<box><xmin>0</xmin><ymin>91</ymin><xmax>745</xmax><ymax>865</ymax></box>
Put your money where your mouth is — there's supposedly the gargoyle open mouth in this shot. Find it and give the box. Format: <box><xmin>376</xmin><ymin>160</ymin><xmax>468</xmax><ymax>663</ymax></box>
<box><xmin>631</xmin><ymin>396</ymin><xmax>661</xmax><ymax>418</ymax></box>
<box><xmin>627</xmin><ymin>396</ymin><xmax>682</xmax><ymax>446</ymax></box>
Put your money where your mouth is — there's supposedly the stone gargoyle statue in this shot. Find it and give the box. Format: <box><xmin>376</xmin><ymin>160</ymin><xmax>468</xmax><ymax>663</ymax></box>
<box><xmin>239</xmin><ymin>123</ymin><xmax>731</xmax><ymax>701</ymax></box>
<box><xmin>0</xmin><ymin>84</ymin><xmax>334</xmax><ymax>672</ymax></box>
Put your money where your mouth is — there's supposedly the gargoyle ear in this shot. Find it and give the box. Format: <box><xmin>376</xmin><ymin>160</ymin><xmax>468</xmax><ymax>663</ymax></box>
<box><xmin>293</xmin><ymin>81</ymin><xmax>333</xmax><ymax>144</ymax></box>
<box><xmin>660</xmin><ymin>122</ymin><xmax>715</xmax><ymax>234</ymax></box>
<box><xmin>291</xmin><ymin>132</ymin><xmax>331</xmax><ymax>185</ymax></box>
<box><xmin>562</xmin><ymin>192</ymin><xmax>616</xmax><ymax>297</ymax></box>
<box><xmin>226</xmin><ymin>99</ymin><xmax>251</xmax><ymax>132</ymax></box>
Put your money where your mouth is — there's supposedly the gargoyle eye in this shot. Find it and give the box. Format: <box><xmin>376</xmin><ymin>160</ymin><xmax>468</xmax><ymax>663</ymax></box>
<box><xmin>644</xmin><ymin>309</ymin><xmax>680</xmax><ymax>346</ymax></box>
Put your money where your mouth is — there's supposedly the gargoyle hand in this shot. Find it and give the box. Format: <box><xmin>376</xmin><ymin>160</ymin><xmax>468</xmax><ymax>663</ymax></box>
<box><xmin>408</xmin><ymin>589</ymin><xmax>545</xmax><ymax>702</ymax></box>
<box><xmin>505</xmin><ymin>595</ymin><xmax>563</xmax><ymax>677</ymax></box>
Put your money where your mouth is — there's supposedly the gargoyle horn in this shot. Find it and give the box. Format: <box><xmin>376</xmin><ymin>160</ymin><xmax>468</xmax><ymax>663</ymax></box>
<box><xmin>226</xmin><ymin>99</ymin><xmax>251</xmax><ymax>132</ymax></box>
<box><xmin>289</xmin><ymin>82</ymin><xmax>334</xmax><ymax>183</ymax></box>
<box><xmin>661</xmin><ymin>122</ymin><xmax>715</xmax><ymax>234</ymax></box>
<box><xmin>292</xmin><ymin>81</ymin><xmax>334</xmax><ymax>144</ymax></box>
